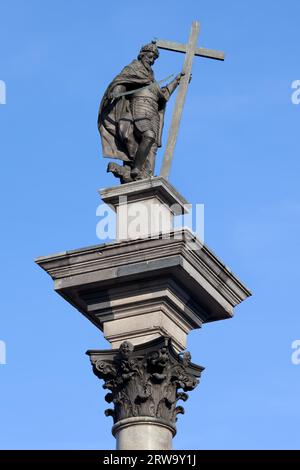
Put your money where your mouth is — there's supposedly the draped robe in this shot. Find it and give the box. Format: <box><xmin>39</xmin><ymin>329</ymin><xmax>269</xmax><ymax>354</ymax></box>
<box><xmin>98</xmin><ymin>59</ymin><xmax>167</xmax><ymax>162</ymax></box>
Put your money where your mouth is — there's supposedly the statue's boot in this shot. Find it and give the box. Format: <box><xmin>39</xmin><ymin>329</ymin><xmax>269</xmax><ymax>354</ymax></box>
<box><xmin>131</xmin><ymin>136</ymin><xmax>155</xmax><ymax>179</ymax></box>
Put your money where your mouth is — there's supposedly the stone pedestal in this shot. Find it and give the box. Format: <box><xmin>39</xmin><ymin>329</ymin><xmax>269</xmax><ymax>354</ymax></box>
<box><xmin>100</xmin><ymin>176</ymin><xmax>189</xmax><ymax>241</ymax></box>
<box><xmin>35</xmin><ymin>177</ymin><xmax>251</xmax><ymax>450</ymax></box>
<box><xmin>35</xmin><ymin>231</ymin><xmax>250</xmax><ymax>353</ymax></box>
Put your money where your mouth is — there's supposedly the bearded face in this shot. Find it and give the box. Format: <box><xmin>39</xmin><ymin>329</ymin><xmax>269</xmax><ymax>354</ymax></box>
<box><xmin>140</xmin><ymin>51</ymin><xmax>157</xmax><ymax>67</ymax></box>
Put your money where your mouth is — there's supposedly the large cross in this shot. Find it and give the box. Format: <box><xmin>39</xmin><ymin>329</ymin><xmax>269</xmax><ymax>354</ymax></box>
<box><xmin>156</xmin><ymin>21</ymin><xmax>225</xmax><ymax>179</ymax></box>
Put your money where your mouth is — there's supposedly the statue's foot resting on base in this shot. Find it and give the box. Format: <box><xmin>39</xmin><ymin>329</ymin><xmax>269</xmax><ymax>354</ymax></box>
<box><xmin>107</xmin><ymin>163</ymin><xmax>133</xmax><ymax>184</ymax></box>
<box><xmin>107</xmin><ymin>162</ymin><xmax>152</xmax><ymax>184</ymax></box>
<box><xmin>130</xmin><ymin>167</ymin><xmax>144</xmax><ymax>180</ymax></box>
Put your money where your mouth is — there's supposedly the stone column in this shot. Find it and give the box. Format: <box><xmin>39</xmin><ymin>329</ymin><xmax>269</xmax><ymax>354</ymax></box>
<box><xmin>113</xmin><ymin>418</ymin><xmax>174</xmax><ymax>451</ymax></box>
<box><xmin>35</xmin><ymin>176</ymin><xmax>251</xmax><ymax>450</ymax></box>
<box><xmin>87</xmin><ymin>337</ymin><xmax>203</xmax><ymax>450</ymax></box>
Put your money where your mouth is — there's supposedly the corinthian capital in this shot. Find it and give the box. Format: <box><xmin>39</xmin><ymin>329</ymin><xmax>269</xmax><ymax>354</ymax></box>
<box><xmin>87</xmin><ymin>337</ymin><xmax>204</xmax><ymax>430</ymax></box>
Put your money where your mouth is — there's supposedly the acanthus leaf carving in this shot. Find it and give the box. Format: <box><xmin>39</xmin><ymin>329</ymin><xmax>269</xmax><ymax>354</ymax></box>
<box><xmin>88</xmin><ymin>337</ymin><xmax>203</xmax><ymax>429</ymax></box>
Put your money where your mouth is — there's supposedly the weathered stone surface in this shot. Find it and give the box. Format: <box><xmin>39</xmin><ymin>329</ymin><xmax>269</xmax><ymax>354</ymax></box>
<box><xmin>113</xmin><ymin>417</ymin><xmax>174</xmax><ymax>450</ymax></box>
<box><xmin>100</xmin><ymin>177</ymin><xmax>189</xmax><ymax>215</ymax></box>
<box><xmin>87</xmin><ymin>337</ymin><xmax>203</xmax><ymax>432</ymax></box>
<box><xmin>35</xmin><ymin>178</ymin><xmax>251</xmax><ymax>351</ymax></box>
<box><xmin>35</xmin><ymin>229</ymin><xmax>251</xmax><ymax>335</ymax></box>
<box><xmin>100</xmin><ymin>177</ymin><xmax>189</xmax><ymax>240</ymax></box>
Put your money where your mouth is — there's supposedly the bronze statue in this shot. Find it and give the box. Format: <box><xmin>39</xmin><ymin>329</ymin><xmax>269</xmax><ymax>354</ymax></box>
<box><xmin>98</xmin><ymin>41</ymin><xmax>184</xmax><ymax>183</ymax></box>
<box><xmin>98</xmin><ymin>23</ymin><xmax>225</xmax><ymax>183</ymax></box>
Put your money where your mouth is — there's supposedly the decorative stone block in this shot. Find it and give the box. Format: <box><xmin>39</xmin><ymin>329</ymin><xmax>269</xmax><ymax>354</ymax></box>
<box><xmin>100</xmin><ymin>177</ymin><xmax>189</xmax><ymax>240</ymax></box>
<box><xmin>87</xmin><ymin>336</ymin><xmax>203</xmax><ymax>449</ymax></box>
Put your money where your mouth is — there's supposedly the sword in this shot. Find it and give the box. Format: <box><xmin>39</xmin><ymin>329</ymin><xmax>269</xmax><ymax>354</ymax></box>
<box><xmin>111</xmin><ymin>74</ymin><xmax>176</xmax><ymax>99</ymax></box>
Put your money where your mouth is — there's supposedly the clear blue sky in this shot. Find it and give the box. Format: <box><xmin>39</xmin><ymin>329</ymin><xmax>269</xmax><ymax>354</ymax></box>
<box><xmin>0</xmin><ymin>0</ymin><xmax>299</xmax><ymax>450</ymax></box>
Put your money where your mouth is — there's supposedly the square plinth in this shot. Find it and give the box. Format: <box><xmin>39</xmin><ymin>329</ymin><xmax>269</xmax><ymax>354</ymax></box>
<box><xmin>99</xmin><ymin>177</ymin><xmax>189</xmax><ymax>241</ymax></box>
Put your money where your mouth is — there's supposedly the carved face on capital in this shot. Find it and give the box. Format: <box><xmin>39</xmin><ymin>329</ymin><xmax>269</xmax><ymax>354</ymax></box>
<box><xmin>119</xmin><ymin>341</ymin><xmax>134</xmax><ymax>359</ymax></box>
<box><xmin>182</xmin><ymin>351</ymin><xmax>192</xmax><ymax>366</ymax></box>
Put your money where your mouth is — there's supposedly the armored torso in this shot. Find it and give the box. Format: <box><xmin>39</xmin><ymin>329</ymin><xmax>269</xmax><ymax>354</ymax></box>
<box><xmin>130</xmin><ymin>82</ymin><xmax>166</xmax><ymax>141</ymax></box>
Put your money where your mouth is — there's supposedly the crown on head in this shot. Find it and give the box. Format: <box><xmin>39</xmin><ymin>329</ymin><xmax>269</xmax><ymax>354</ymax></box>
<box><xmin>139</xmin><ymin>41</ymin><xmax>159</xmax><ymax>58</ymax></box>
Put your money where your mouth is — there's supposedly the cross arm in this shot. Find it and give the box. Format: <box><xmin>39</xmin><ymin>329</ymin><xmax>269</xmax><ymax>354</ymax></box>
<box><xmin>156</xmin><ymin>39</ymin><xmax>225</xmax><ymax>61</ymax></box>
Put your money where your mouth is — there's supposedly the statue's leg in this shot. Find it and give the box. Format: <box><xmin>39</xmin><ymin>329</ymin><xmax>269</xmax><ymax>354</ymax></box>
<box><xmin>143</xmin><ymin>143</ymin><xmax>157</xmax><ymax>177</ymax></box>
<box><xmin>125</xmin><ymin>140</ymin><xmax>136</xmax><ymax>162</ymax></box>
<box><xmin>131</xmin><ymin>129</ymin><xmax>155</xmax><ymax>179</ymax></box>
<box><xmin>118</xmin><ymin>119</ymin><xmax>136</xmax><ymax>161</ymax></box>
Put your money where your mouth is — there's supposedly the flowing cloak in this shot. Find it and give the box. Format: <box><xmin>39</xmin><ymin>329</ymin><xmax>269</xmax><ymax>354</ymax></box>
<box><xmin>98</xmin><ymin>59</ymin><xmax>167</xmax><ymax>162</ymax></box>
